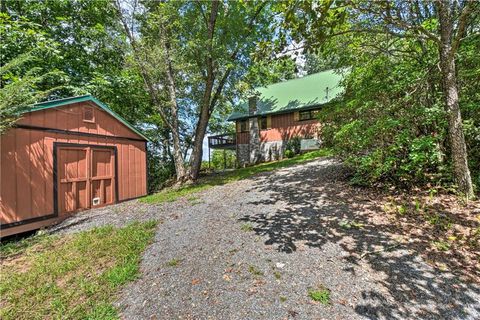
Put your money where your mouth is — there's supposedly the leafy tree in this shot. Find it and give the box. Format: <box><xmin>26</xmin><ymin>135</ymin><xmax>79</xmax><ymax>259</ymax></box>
<box><xmin>281</xmin><ymin>0</ymin><xmax>479</xmax><ymax>198</ymax></box>
<box><xmin>115</xmin><ymin>0</ymin><xmax>274</xmax><ymax>182</ymax></box>
<box><xmin>1</xmin><ymin>0</ymin><xmax>148</xmax><ymax>122</ymax></box>
<box><xmin>3</xmin><ymin>0</ymin><xmax>126</xmax><ymax>92</ymax></box>
<box><xmin>210</xmin><ymin>149</ymin><xmax>236</xmax><ymax>170</ymax></box>
<box><xmin>303</xmin><ymin>51</ymin><xmax>343</xmax><ymax>75</ymax></box>
<box><xmin>0</xmin><ymin>13</ymin><xmax>67</xmax><ymax>133</ymax></box>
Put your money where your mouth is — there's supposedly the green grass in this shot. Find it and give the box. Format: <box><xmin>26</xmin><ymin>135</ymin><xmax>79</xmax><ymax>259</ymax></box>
<box><xmin>0</xmin><ymin>221</ymin><xmax>157</xmax><ymax>320</ymax></box>
<box><xmin>308</xmin><ymin>287</ymin><xmax>331</xmax><ymax>304</ymax></box>
<box><xmin>339</xmin><ymin>220</ymin><xmax>364</xmax><ymax>230</ymax></box>
<box><xmin>432</xmin><ymin>240</ymin><xmax>451</xmax><ymax>251</ymax></box>
<box><xmin>142</xmin><ymin>149</ymin><xmax>334</xmax><ymax>205</ymax></box>
<box><xmin>166</xmin><ymin>258</ymin><xmax>181</xmax><ymax>267</ymax></box>
<box><xmin>241</xmin><ymin>223</ymin><xmax>254</xmax><ymax>232</ymax></box>
<box><xmin>425</xmin><ymin>213</ymin><xmax>452</xmax><ymax>231</ymax></box>
<box><xmin>248</xmin><ymin>264</ymin><xmax>264</xmax><ymax>276</ymax></box>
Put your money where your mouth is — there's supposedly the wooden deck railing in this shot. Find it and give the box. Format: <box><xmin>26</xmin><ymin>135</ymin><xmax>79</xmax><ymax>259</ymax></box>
<box><xmin>208</xmin><ymin>133</ymin><xmax>236</xmax><ymax>149</ymax></box>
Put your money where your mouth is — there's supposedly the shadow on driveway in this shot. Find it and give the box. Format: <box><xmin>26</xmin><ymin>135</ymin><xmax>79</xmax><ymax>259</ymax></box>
<box><xmin>240</xmin><ymin>160</ymin><xmax>480</xmax><ymax>319</ymax></box>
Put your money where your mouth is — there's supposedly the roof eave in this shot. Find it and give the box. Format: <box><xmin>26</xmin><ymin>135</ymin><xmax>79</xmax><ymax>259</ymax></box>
<box><xmin>227</xmin><ymin>101</ymin><xmax>333</xmax><ymax>121</ymax></box>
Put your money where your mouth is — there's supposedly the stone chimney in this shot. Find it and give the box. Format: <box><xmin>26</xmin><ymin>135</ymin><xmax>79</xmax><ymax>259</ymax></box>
<box><xmin>248</xmin><ymin>95</ymin><xmax>257</xmax><ymax>115</ymax></box>
<box><xmin>248</xmin><ymin>94</ymin><xmax>260</xmax><ymax>164</ymax></box>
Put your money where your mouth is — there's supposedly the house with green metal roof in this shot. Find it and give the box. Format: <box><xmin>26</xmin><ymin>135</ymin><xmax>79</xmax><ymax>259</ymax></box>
<box><xmin>208</xmin><ymin>69</ymin><xmax>345</xmax><ymax>166</ymax></box>
<box><xmin>228</xmin><ymin>69</ymin><xmax>344</xmax><ymax>121</ymax></box>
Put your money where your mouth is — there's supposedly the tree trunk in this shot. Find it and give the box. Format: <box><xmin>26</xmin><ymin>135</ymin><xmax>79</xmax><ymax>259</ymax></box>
<box><xmin>188</xmin><ymin>63</ymin><xmax>216</xmax><ymax>180</ymax></box>
<box><xmin>155</xmin><ymin>15</ymin><xmax>188</xmax><ymax>183</ymax></box>
<box><xmin>437</xmin><ymin>3</ymin><xmax>474</xmax><ymax>198</ymax></box>
<box><xmin>187</xmin><ymin>1</ymin><xmax>220</xmax><ymax>181</ymax></box>
<box><xmin>188</xmin><ymin>101</ymin><xmax>211</xmax><ymax>180</ymax></box>
<box><xmin>171</xmin><ymin>124</ymin><xmax>187</xmax><ymax>181</ymax></box>
<box><xmin>114</xmin><ymin>1</ymin><xmax>187</xmax><ymax>183</ymax></box>
<box><xmin>163</xmin><ymin>41</ymin><xmax>188</xmax><ymax>182</ymax></box>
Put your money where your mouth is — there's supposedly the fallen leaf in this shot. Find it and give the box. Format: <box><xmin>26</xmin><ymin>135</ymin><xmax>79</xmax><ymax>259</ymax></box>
<box><xmin>338</xmin><ymin>299</ymin><xmax>347</xmax><ymax>305</ymax></box>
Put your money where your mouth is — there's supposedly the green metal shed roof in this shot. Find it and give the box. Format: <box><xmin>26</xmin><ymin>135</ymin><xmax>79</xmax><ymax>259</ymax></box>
<box><xmin>25</xmin><ymin>95</ymin><xmax>148</xmax><ymax>141</ymax></box>
<box><xmin>228</xmin><ymin>69</ymin><xmax>345</xmax><ymax>121</ymax></box>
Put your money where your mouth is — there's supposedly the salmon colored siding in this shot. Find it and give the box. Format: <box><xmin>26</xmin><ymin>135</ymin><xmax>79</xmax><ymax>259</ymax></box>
<box><xmin>236</xmin><ymin>112</ymin><xmax>319</xmax><ymax>144</ymax></box>
<box><xmin>18</xmin><ymin>102</ymin><xmax>141</xmax><ymax>140</ymax></box>
<box><xmin>1</xmin><ymin>103</ymin><xmax>147</xmax><ymax>237</ymax></box>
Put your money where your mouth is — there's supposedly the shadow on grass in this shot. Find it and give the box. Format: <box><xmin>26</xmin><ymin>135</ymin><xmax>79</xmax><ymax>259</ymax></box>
<box><xmin>141</xmin><ymin>149</ymin><xmax>334</xmax><ymax>204</ymax></box>
<box><xmin>239</xmin><ymin>160</ymin><xmax>480</xmax><ymax>319</ymax></box>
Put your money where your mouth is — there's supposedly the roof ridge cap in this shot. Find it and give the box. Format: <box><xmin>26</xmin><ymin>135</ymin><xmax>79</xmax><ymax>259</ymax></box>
<box><xmin>253</xmin><ymin>68</ymin><xmax>341</xmax><ymax>91</ymax></box>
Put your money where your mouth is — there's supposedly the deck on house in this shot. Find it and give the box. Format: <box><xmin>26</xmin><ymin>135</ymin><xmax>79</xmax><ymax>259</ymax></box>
<box><xmin>208</xmin><ymin>133</ymin><xmax>236</xmax><ymax>149</ymax></box>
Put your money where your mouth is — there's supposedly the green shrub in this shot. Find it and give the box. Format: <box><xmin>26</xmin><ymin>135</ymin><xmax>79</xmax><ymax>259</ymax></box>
<box><xmin>285</xmin><ymin>149</ymin><xmax>295</xmax><ymax>158</ymax></box>
<box><xmin>211</xmin><ymin>149</ymin><xmax>237</xmax><ymax>170</ymax></box>
<box><xmin>285</xmin><ymin>136</ymin><xmax>302</xmax><ymax>155</ymax></box>
<box><xmin>318</xmin><ymin>54</ymin><xmax>460</xmax><ymax>189</ymax></box>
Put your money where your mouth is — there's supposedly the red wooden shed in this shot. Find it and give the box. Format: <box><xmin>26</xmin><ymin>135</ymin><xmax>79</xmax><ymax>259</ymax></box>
<box><xmin>0</xmin><ymin>95</ymin><xmax>148</xmax><ymax>237</ymax></box>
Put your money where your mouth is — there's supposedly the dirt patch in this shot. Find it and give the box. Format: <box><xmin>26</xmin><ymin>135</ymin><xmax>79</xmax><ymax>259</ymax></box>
<box><xmin>334</xmin><ymin>184</ymin><xmax>480</xmax><ymax>282</ymax></box>
<box><xmin>0</xmin><ymin>235</ymin><xmax>68</xmax><ymax>274</ymax></box>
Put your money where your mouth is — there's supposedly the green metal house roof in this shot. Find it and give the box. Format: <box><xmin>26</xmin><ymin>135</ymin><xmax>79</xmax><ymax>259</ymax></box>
<box><xmin>25</xmin><ymin>95</ymin><xmax>148</xmax><ymax>140</ymax></box>
<box><xmin>228</xmin><ymin>69</ymin><xmax>345</xmax><ymax>121</ymax></box>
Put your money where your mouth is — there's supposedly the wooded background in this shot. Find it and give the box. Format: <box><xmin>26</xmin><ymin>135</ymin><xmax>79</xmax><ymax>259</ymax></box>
<box><xmin>1</xmin><ymin>0</ymin><xmax>478</xmax><ymax>198</ymax></box>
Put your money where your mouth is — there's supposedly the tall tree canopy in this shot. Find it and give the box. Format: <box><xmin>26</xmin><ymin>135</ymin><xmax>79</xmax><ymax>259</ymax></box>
<box><xmin>1</xmin><ymin>0</ymin><xmax>479</xmax><ymax>197</ymax></box>
<box><xmin>115</xmin><ymin>0</ymin><xmax>276</xmax><ymax>182</ymax></box>
<box><xmin>280</xmin><ymin>0</ymin><xmax>479</xmax><ymax>198</ymax></box>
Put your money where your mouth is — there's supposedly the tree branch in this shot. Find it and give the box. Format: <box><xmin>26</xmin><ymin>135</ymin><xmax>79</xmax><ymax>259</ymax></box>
<box><xmin>209</xmin><ymin>1</ymin><xmax>268</xmax><ymax>113</ymax></box>
<box><xmin>349</xmin><ymin>1</ymin><xmax>441</xmax><ymax>44</ymax></box>
<box><xmin>114</xmin><ymin>0</ymin><xmax>172</xmax><ymax>132</ymax></box>
<box><xmin>450</xmin><ymin>0</ymin><xmax>477</xmax><ymax>58</ymax></box>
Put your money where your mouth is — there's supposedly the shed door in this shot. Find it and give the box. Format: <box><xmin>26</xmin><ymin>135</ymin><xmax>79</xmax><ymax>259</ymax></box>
<box><xmin>90</xmin><ymin>148</ymin><xmax>115</xmax><ymax>207</ymax></box>
<box><xmin>57</xmin><ymin>146</ymin><xmax>115</xmax><ymax>214</ymax></box>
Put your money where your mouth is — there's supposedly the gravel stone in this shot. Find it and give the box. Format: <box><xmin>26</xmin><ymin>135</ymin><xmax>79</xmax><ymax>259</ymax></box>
<box><xmin>51</xmin><ymin>158</ymin><xmax>480</xmax><ymax>319</ymax></box>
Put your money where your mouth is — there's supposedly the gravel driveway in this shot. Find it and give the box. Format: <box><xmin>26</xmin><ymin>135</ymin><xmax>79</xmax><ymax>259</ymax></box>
<box><xmin>52</xmin><ymin>158</ymin><xmax>480</xmax><ymax>319</ymax></box>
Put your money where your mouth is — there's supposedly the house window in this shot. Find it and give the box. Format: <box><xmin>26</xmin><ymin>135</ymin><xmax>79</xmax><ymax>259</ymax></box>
<box><xmin>298</xmin><ymin>110</ymin><xmax>317</xmax><ymax>121</ymax></box>
<box><xmin>83</xmin><ymin>106</ymin><xmax>95</xmax><ymax>123</ymax></box>
<box><xmin>240</xmin><ymin>120</ymin><xmax>248</xmax><ymax>132</ymax></box>
<box><xmin>259</xmin><ymin>116</ymin><xmax>268</xmax><ymax>130</ymax></box>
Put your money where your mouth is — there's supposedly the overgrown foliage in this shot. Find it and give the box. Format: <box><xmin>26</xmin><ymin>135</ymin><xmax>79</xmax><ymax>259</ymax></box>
<box><xmin>210</xmin><ymin>149</ymin><xmax>237</xmax><ymax>170</ymax></box>
<box><xmin>285</xmin><ymin>136</ymin><xmax>302</xmax><ymax>156</ymax></box>
<box><xmin>320</xmin><ymin>55</ymin><xmax>449</xmax><ymax>187</ymax></box>
<box><xmin>0</xmin><ymin>13</ymin><xmax>66</xmax><ymax>133</ymax></box>
<box><xmin>281</xmin><ymin>0</ymin><xmax>480</xmax><ymax>195</ymax></box>
<box><xmin>317</xmin><ymin>27</ymin><xmax>479</xmax><ymax>191</ymax></box>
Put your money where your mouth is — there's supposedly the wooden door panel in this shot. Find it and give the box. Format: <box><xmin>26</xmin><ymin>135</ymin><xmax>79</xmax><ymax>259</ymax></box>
<box><xmin>58</xmin><ymin>148</ymin><xmax>88</xmax><ymax>214</ymax></box>
<box><xmin>77</xmin><ymin>181</ymin><xmax>88</xmax><ymax>209</ymax></box>
<box><xmin>90</xmin><ymin>149</ymin><xmax>115</xmax><ymax>207</ymax></box>
<box><xmin>92</xmin><ymin>150</ymin><xmax>112</xmax><ymax>177</ymax></box>
<box><xmin>104</xmin><ymin>180</ymin><xmax>113</xmax><ymax>204</ymax></box>
<box><xmin>56</xmin><ymin>145</ymin><xmax>115</xmax><ymax>214</ymax></box>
